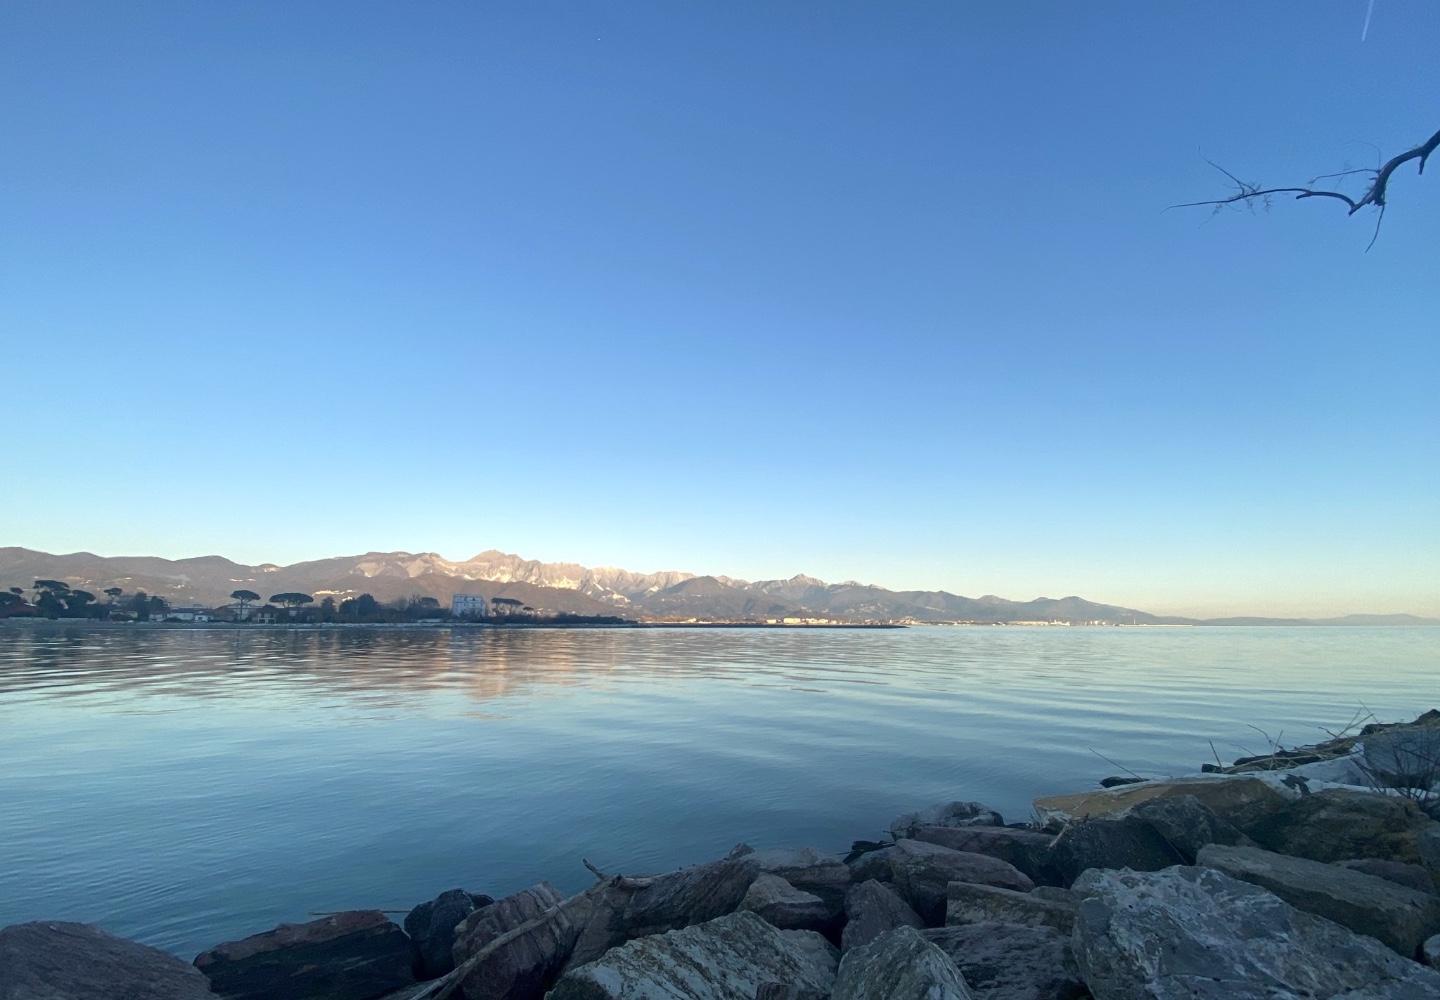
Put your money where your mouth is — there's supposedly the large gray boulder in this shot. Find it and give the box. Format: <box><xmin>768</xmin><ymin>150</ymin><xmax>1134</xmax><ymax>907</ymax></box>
<box><xmin>1073</xmin><ymin>866</ymin><xmax>1440</xmax><ymax>998</ymax></box>
<box><xmin>741</xmin><ymin>874</ymin><xmax>831</xmax><ymax>932</ymax></box>
<box><xmin>841</xmin><ymin>880</ymin><xmax>923</xmax><ymax>952</ymax></box>
<box><xmin>1049</xmin><ymin>816</ymin><xmax>1185</xmax><ymax>886</ymax></box>
<box><xmin>883</xmin><ymin>839</ymin><xmax>1033</xmax><ymax>925</ymax></box>
<box><xmin>193</xmin><ymin>911</ymin><xmax>414</xmax><ymax>1000</ymax></box>
<box><xmin>1364</xmin><ymin>728</ymin><xmax>1440</xmax><ymax>789</ymax></box>
<box><xmin>945</xmin><ymin>883</ymin><xmax>1075</xmax><ymax>934</ymax></box>
<box><xmin>548</xmin><ymin>911</ymin><xmax>836</xmax><ymax>1000</ymax></box>
<box><xmin>565</xmin><ymin>854</ymin><xmax>760</xmax><ymax>968</ymax></box>
<box><xmin>906</xmin><ymin>826</ymin><xmax>1057</xmax><ymax>885</ymax></box>
<box><xmin>1244</xmin><ymin>787</ymin><xmax>1437</xmax><ymax>866</ymax></box>
<box><xmin>833</xmin><ymin>926</ymin><xmax>972</xmax><ymax>1000</ymax></box>
<box><xmin>890</xmin><ymin>801</ymin><xmax>1005</xmax><ymax>840</ymax></box>
<box><xmin>0</xmin><ymin>921</ymin><xmax>217</xmax><ymax>1000</ymax></box>
<box><xmin>1334</xmin><ymin>857</ymin><xmax>1436</xmax><ymax>894</ymax></box>
<box><xmin>453</xmin><ymin>883</ymin><xmax>564</xmax><ymax>967</ymax></box>
<box><xmin>405</xmin><ymin>889</ymin><xmax>493</xmax><ymax>979</ymax></box>
<box><xmin>1123</xmin><ymin>794</ymin><xmax>1252</xmax><ymax>863</ymax></box>
<box><xmin>445</xmin><ymin>893</ymin><xmax>588</xmax><ymax>1000</ymax></box>
<box><xmin>744</xmin><ymin>847</ymin><xmax>851</xmax><ymax>922</ymax></box>
<box><xmin>925</xmin><ymin>923</ymin><xmax>1087</xmax><ymax>1000</ymax></box>
<box><xmin>1197</xmin><ymin>843</ymin><xmax>1440</xmax><ymax>957</ymax></box>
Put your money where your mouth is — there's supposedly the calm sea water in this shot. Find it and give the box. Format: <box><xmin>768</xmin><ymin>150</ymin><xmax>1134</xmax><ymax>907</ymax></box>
<box><xmin>0</xmin><ymin>624</ymin><xmax>1435</xmax><ymax>957</ymax></box>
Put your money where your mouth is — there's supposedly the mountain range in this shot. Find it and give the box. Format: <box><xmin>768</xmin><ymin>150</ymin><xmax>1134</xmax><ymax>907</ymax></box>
<box><xmin>0</xmin><ymin>547</ymin><xmax>1433</xmax><ymax>626</ymax></box>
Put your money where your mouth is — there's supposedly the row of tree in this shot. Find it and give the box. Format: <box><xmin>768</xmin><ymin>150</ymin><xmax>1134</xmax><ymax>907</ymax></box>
<box><xmin>1</xmin><ymin>580</ymin><xmax>170</xmax><ymax>620</ymax></box>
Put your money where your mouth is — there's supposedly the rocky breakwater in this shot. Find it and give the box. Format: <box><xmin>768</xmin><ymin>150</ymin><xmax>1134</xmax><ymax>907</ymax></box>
<box><xmin>8</xmin><ymin>710</ymin><xmax>1440</xmax><ymax>998</ymax></box>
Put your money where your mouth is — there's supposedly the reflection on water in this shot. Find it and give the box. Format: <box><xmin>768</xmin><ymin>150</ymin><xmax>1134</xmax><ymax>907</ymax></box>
<box><xmin>0</xmin><ymin>624</ymin><xmax>1435</xmax><ymax>956</ymax></box>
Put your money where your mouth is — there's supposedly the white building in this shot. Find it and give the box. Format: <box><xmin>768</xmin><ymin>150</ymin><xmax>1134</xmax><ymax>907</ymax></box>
<box><xmin>451</xmin><ymin>594</ymin><xmax>489</xmax><ymax>619</ymax></box>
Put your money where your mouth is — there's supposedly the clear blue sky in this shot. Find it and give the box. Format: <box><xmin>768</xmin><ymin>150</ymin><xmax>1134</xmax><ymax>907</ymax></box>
<box><xmin>4</xmin><ymin>3</ymin><xmax>1437</xmax><ymax>617</ymax></box>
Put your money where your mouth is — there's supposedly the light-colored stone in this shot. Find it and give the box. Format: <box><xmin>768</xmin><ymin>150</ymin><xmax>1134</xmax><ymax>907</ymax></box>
<box><xmin>833</xmin><ymin>926</ymin><xmax>972</xmax><ymax>1000</ymax></box>
<box><xmin>841</xmin><ymin>880</ymin><xmax>923</xmax><ymax>952</ymax></box>
<box><xmin>1072</xmin><ymin>865</ymin><xmax>1440</xmax><ymax>998</ymax></box>
<box><xmin>885</xmin><ymin>839</ymin><xmax>1033</xmax><ymax>924</ymax></box>
<box><xmin>0</xmin><ymin>921</ymin><xmax>217</xmax><ymax>1000</ymax></box>
<box><xmin>890</xmin><ymin>801</ymin><xmax>1004</xmax><ymax>840</ymax></box>
<box><xmin>746</xmin><ymin>847</ymin><xmax>850</xmax><ymax>919</ymax></box>
<box><xmin>1033</xmin><ymin>775</ymin><xmax>1288</xmax><ymax>830</ymax></box>
<box><xmin>944</xmin><ymin>883</ymin><xmax>1075</xmax><ymax>934</ymax></box>
<box><xmin>548</xmin><ymin>911</ymin><xmax>836</xmax><ymax>1000</ymax></box>
<box><xmin>741</xmin><ymin>874</ymin><xmax>831</xmax><ymax>932</ymax></box>
<box><xmin>1427</xmin><ymin>933</ymin><xmax>1440</xmax><ymax>967</ymax></box>
<box><xmin>925</xmin><ymin>923</ymin><xmax>1087</xmax><ymax>1000</ymax></box>
<box><xmin>1197</xmin><ymin>843</ymin><xmax>1440</xmax><ymax>957</ymax></box>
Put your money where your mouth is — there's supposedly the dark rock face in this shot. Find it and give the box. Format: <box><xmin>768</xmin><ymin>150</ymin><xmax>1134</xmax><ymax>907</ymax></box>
<box><xmin>740</xmin><ymin>874</ymin><xmax>831</xmax><ymax>932</ymax></box>
<box><xmin>889</xmin><ymin>801</ymin><xmax>1005</xmax><ymax>840</ymax></box>
<box><xmin>754</xmin><ymin>986</ymin><xmax>827</xmax><ymax>1000</ymax></box>
<box><xmin>404</xmin><ymin>889</ymin><xmax>493</xmax><ymax>979</ymax></box>
<box><xmin>549</xmin><ymin>911</ymin><xmax>836</xmax><ymax>1000</ymax></box>
<box><xmin>884</xmin><ymin>839</ymin><xmax>1034</xmax><ymax>925</ymax></box>
<box><xmin>1197</xmin><ymin>843</ymin><xmax>1440</xmax><ymax>957</ymax></box>
<box><xmin>925</xmin><ymin>923</ymin><xmax>1088</xmax><ymax>1000</ymax></box>
<box><xmin>1124</xmin><ymin>793</ymin><xmax>1252</xmax><ymax>863</ymax></box>
<box><xmin>906</xmin><ymin>826</ymin><xmax>1057</xmax><ymax>886</ymax></box>
<box><xmin>1335</xmin><ymin>857</ymin><xmax>1437</xmax><ymax>894</ymax></box>
<box><xmin>1073</xmin><ymin>866</ymin><xmax>1440</xmax><ymax>999</ymax></box>
<box><xmin>448</xmin><ymin>893</ymin><xmax>588</xmax><ymax>1000</ymax></box>
<box><xmin>0</xmin><ymin>921</ymin><xmax>217</xmax><ymax>1000</ymax></box>
<box><xmin>944</xmin><ymin>883</ymin><xmax>1075</xmax><ymax>935</ymax></box>
<box><xmin>193</xmin><ymin>911</ymin><xmax>414</xmax><ymax>1000</ymax></box>
<box><xmin>565</xmin><ymin>855</ymin><xmax>761</xmax><ymax>968</ymax></box>
<box><xmin>840</xmin><ymin>880</ymin><xmax>923</xmax><ymax>952</ymax></box>
<box><xmin>1049</xmin><ymin>817</ymin><xmax>1185</xmax><ymax>886</ymax></box>
<box><xmin>1244</xmin><ymin>788</ymin><xmax>1437</xmax><ymax>866</ymax></box>
<box><xmin>1364</xmin><ymin>728</ymin><xmax>1440</xmax><ymax>789</ymax></box>
<box><xmin>453</xmin><ymin>883</ymin><xmax>563</xmax><ymax>967</ymax></box>
<box><xmin>832</xmin><ymin>926</ymin><xmax>972</xmax><ymax>1000</ymax></box>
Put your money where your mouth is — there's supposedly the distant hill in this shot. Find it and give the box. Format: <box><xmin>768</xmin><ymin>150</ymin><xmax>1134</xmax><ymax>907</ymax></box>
<box><xmin>0</xmin><ymin>546</ymin><xmax>1433</xmax><ymax>625</ymax></box>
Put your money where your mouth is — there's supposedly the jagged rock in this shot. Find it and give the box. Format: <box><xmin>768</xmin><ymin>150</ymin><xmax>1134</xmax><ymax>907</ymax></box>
<box><xmin>548</xmin><ymin>911</ymin><xmax>836</xmax><ymax>1000</ymax></box>
<box><xmin>1427</xmin><ymin>933</ymin><xmax>1440</xmax><ymax>967</ymax></box>
<box><xmin>890</xmin><ymin>801</ymin><xmax>1004</xmax><ymax>840</ymax></box>
<box><xmin>882</xmin><ymin>839</ymin><xmax>1033</xmax><ymax>924</ymax></box>
<box><xmin>746</xmin><ymin>847</ymin><xmax>851</xmax><ymax>921</ymax></box>
<box><xmin>1365</xmin><ymin>729</ymin><xmax>1440</xmax><ymax>789</ymax></box>
<box><xmin>0</xmin><ymin>921</ymin><xmax>217</xmax><ymax>1000</ymax></box>
<box><xmin>1033</xmin><ymin>775</ymin><xmax>1288</xmax><ymax>831</ymax></box>
<box><xmin>447</xmin><ymin>891</ymin><xmax>589</xmax><ymax>1000</ymax></box>
<box><xmin>944</xmin><ymin>883</ymin><xmax>1075</xmax><ymax>934</ymax></box>
<box><xmin>841</xmin><ymin>880</ymin><xmax>923</xmax><ymax>952</ymax></box>
<box><xmin>906</xmin><ymin>826</ymin><xmax>1057</xmax><ymax>885</ymax></box>
<box><xmin>741</xmin><ymin>874</ymin><xmax>831</xmax><ymax>932</ymax></box>
<box><xmin>847</xmin><ymin>845</ymin><xmax>898</xmax><ymax>884</ymax></box>
<box><xmin>453</xmin><ymin>883</ymin><xmax>564</xmax><ymax>966</ymax></box>
<box><xmin>1197</xmin><ymin>843</ymin><xmax>1440</xmax><ymax>956</ymax></box>
<box><xmin>1072</xmin><ymin>865</ymin><xmax>1440</xmax><ymax>998</ymax></box>
<box><xmin>565</xmin><ymin>854</ymin><xmax>760</xmax><ymax>968</ymax></box>
<box><xmin>1335</xmin><ymin>857</ymin><xmax>1437</xmax><ymax>894</ymax></box>
<box><xmin>1123</xmin><ymin>794</ymin><xmax>1252</xmax><ymax>863</ymax></box>
<box><xmin>754</xmin><ymin>986</ymin><xmax>826</xmax><ymax>1000</ymax></box>
<box><xmin>405</xmin><ymin>889</ymin><xmax>493</xmax><ymax>979</ymax></box>
<box><xmin>925</xmin><ymin>923</ymin><xmax>1087</xmax><ymax>1000</ymax></box>
<box><xmin>1049</xmin><ymin>816</ymin><xmax>1185</xmax><ymax>886</ymax></box>
<box><xmin>193</xmin><ymin>911</ymin><xmax>414</xmax><ymax>1000</ymax></box>
<box><xmin>833</xmin><ymin>926</ymin><xmax>971</xmax><ymax>1000</ymax></box>
<box><xmin>1244</xmin><ymin>787</ymin><xmax>1438</xmax><ymax>866</ymax></box>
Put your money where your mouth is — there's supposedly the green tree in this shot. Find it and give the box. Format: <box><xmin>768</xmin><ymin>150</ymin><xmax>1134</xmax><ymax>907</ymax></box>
<box><xmin>148</xmin><ymin>596</ymin><xmax>169</xmax><ymax>619</ymax></box>
<box><xmin>231</xmin><ymin>589</ymin><xmax>260</xmax><ymax>617</ymax></box>
<box><xmin>269</xmin><ymin>592</ymin><xmax>313</xmax><ymax>611</ymax></box>
<box><xmin>319</xmin><ymin>596</ymin><xmax>337</xmax><ymax>622</ymax></box>
<box><xmin>104</xmin><ymin>587</ymin><xmax>123</xmax><ymax>603</ymax></box>
<box><xmin>62</xmin><ymin>590</ymin><xmax>96</xmax><ymax>617</ymax></box>
<box><xmin>0</xmin><ymin>592</ymin><xmax>21</xmax><ymax>609</ymax></box>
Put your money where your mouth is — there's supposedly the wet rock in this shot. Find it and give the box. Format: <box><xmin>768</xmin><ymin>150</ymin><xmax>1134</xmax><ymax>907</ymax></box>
<box><xmin>453</xmin><ymin>883</ymin><xmax>563</xmax><ymax>967</ymax></box>
<box><xmin>925</xmin><ymin>923</ymin><xmax>1087</xmax><ymax>1000</ymax></box>
<box><xmin>884</xmin><ymin>839</ymin><xmax>1033</xmax><ymax>925</ymax></box>
<box><xmin>1033</xmin><ymin>775</ymin><xmax>1288</xmax><ymax>831</ymax></box>
<box><xmin>404</xmin><ymin>889</ymin><xmax>493</xmax><ymax>979</ymax></box>
<box><xmin>747</xmin><ymin>847</ymin><xmax>851</xmax><ymax>921</ymax></box>
<box><xmin>565</xmin><ymin>854</ymin><xmax>760</xmax><ymax>968</ymax></box>
<box><xmin>1335</xmin><ymin>857</ymin><xmax>1436</xmax><ymax>894</ymax></box>
<box><xmin>906</xmin><ymin>826</ymin><xmax>1057</xmax><ymax>885</ymax></box>
<box><xmin>841</xmin><ymin>880</ymin><xmax>923</xmax><ymax>952</ymax></box>
<box><xmin>889</xmin><ymin>801</ymin><xmax>1004</xmax><ymax>840</ymax></box>
<box><xmin>833</xmin><ymin>926</ymin><xmax>972</xmax><ymax>1000</ymax></box>
<box><xmin>1048</xmin><ymin>816</ymin><xmax>1185</xmax><ymax>886</ymax></box>
<box><xmin>1123</xmin><ymin>793</ymin><xmax>1252</xmax><ymax>863</ymax></box>
<box><xmin>1197</xmin><ymin>843</ymin><xmax>1440</xmax><ymax>957</ymax></box>
<box><xmin>0</xmin><ymin>921</ymin><xmax>217</xmax><ymax>1000</ymax></box>
<box><xmin>944</xmin><ymin>883</ymin><xmax>1075</xmax><ymax>934</ymax></box>
<box><xmin>1072</xmin><ymin>865</ymin><xmax>1440</xmax><ymax>998</ymax></box>
<box><xmin>549</xmin><ymin>911</ymin><xmax>836</xmax><ymax>1000</ymax></box>
<box><xmin>741</xmin><ymin>874</ymin><xmax>831</xmax><ymax>932</ymax></box>
<box><xmin>193</xmin><ymin>910</ymin><xmax>414</xmax><ymax>1000</ymax></box>
<box><xmin>1244</xmin><ymin>787</ymin><xmax>1438</xmax><ymax>866</ymax></box>
<box><xmin>447</xmin><ymin>891</ymin><xmax>588</xmax><ymax>1000</ymax></box>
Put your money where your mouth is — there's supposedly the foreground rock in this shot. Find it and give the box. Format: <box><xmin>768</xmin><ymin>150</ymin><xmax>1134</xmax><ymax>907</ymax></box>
<box><xmin>445</xmin><ymin>894</ymin><xmax>587</xmax><ymax>1000</ymax></box>
<box><xmin>1033</xmin><ymin>775</ymin><xmax>1287</xmax><ymax>831</ymax></box>
<box><xmin>745</xmin><ymin>847</ymin><xmax>851</xmax><ymax>923</ymax></box>
<box><xmin>0</xmin><ymin>921</ymin><xmax>217</xmax><ymax>1000</ymax></box>
<box><xmin>1364</xmin><ymin>727</ymin><xmax>1440</xmax><ymax>789</ymax></box>
<box><xmin>1049</xmin><ymin>816</ymin><xmax>1185</xmax><ymax>886</ymax></box>
<box><xmin>1244</xmin><ymin>787</ymin><xmax>1439</xmax><ymax>866</ymax></box>
<box><xmin>1073</xmin><ymin>866</ymin><xmax>1440</xmax><ymax>998</ymax></box>
<box><xmin>945</xmin><ymin>883</ymin><xmax>1075</xmax><ymax>934</ymax></box>
<box><xmin>841</xmin><ymin>880</ymin><xmax>923</xmax><ymax>952</ymax></box>
<box><xmin>453</xmin><ymin>884</ymin><xmax>563</xmax><ymax>967</ymax></box>
<box><xmin>889</xmin><ymin>801</ymin><xmax>1005</xmax><ymax>840</ymax></box>
<box><xmin>548</xmin><ymin>911</ymin><xmax>836</xmax><ymax>1000</ymax></box>
<box><xmin>859</xmin><ymin>839</ymin><xmax>1033</xmax><ymax>924</ymax></box>
<box><xmin>833</xmin><ymin>926</ymin><xmax>972</xmax><ymax>1000</ymax></box>
<box><xmin>194</xmin><ymin>911</ymin><xmax>413</xmax><ymax>1000</ymax></box>
<box><xmin>906</xmin><ymin>826</ymin><xmax>1057</xmax><ymax>885</ymax></box>
<box><xmin>741</xmin><ymin>873</ymin><xmax>831</xmax><ymax>932</ymax></box>
<box><xmin>405</xmin><ymin>889</ymin><xmax>493</xmax><ymax>979</ymax></box>
<box><xmin>1335</xmin><ymin>857</ymin><xmax>1436</xmax><ymax>893</ymax></box>
<box><xmin>925</xmin><ymin>923</ymin><xmax>1087</xmax><ymax>1000</ymax></box>
<box><xmin>1123</xmin><ymin>794</ymin><xmax>1252</xmax><ymax>862</ymax></box>
<box><xmin>1197</xmin><ymin>843</ymin><xmax>1440</xmax><ymax>957</ymax></box>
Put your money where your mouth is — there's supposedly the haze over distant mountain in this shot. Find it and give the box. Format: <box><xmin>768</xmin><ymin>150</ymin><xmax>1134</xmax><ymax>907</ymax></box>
<box><xmin>0</xmin><ymin>547</ymin><xmax>1432</xmax><ymax>625</ymax></box>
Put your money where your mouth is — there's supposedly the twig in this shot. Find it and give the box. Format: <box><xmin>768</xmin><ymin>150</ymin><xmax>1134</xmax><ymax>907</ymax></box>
<box><xmin>582</xmin><ymin>858</ymin><xmax>608</xmax><ymax>881</ymax></box>
<box><xmin>1087</xmin><ymin>746</ymin><xmax>1146</xmax><ymax>781</ymax></box>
